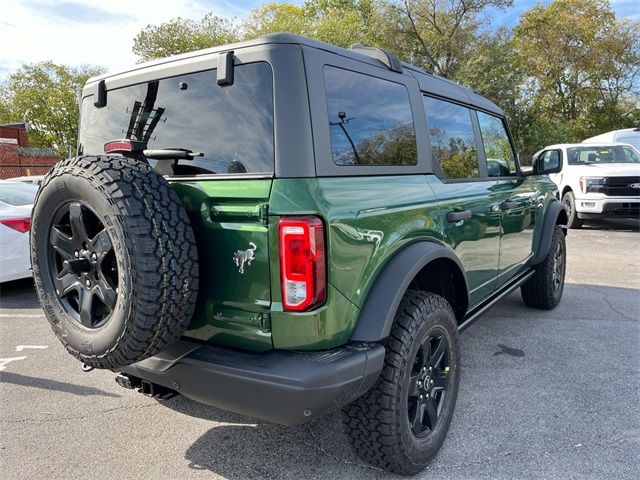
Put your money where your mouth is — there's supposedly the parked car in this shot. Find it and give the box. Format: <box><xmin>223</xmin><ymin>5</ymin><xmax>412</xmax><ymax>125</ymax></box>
<box><xmin>583</xmin><ymin>128</ymin><xmax>640</xmax><ymax>151</ymax></box>
<box><xmin>0</xmin><ymin>181</ymin><xmax>38</xmax><ymax>282</ymax></box>
<box><xmin>30</xmin><ymin>34</ymin><xmax>568</xmax><ymax>475</ymax></box>
<box><xmin>8</xmin><ymin>175</ymin><xmax>46</xmax><ymax>186</ymax></box>
<box><xmin>534</xmin><ymin>143</ymin><xmax>640</xmax><ymax>228</ymax></box>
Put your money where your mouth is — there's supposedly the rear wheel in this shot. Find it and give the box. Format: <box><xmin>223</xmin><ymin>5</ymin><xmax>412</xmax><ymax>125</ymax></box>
<box><xmin>31</xmin><ymin>156</ymin><xmax>199</xmax><ymax>369</ymax></box>
<box><xmin>342</xmin><ymin>291</ymin><xmax>460</xmax><ymax>475</ymax></box>
<box><xmin>562</xmin><ymin>191</ymin><xmax>583</xmax><ymax>229</ymax></box>
<box><xmin>521</xmin><ymin>225</ymin><xmax>566</xmax><ymax>309</ymax></box>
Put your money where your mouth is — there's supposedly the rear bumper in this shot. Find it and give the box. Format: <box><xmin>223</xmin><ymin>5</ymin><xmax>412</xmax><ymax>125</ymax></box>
<box><xmin>119</xmin><ymin>340</ymin><xmax>385</xmax><ymax>425</ymax></box>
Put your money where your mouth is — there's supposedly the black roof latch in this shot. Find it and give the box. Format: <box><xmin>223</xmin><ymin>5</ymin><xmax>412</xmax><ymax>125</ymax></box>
<box><xmin>93</xmin><ymin>80</ymin><xmax>107</xmax><ymax>108</ymax></box>
<box><xmin>217</xmin><ymin>51</ymin><xmax>235</xmax><ymax>87</ymax></box>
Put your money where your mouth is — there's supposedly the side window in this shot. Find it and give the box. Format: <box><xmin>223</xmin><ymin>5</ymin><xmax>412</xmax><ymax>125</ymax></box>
<box><xmin>323</xmin><ymin>66</ymin><xmax>417</xmax><ymax>166</ymax></box>
<box><xmin>477</xmin><ymin>111</ymin><xmax>517</xmax><ymax>177</ymax></box>
<box><xmin>423</xmin><ymin>96</ymin><xmax>480</xmax><ymax>179</ymax></box>
<box><xmin>542</xmin><ymin>150</ymin><xmax>560</xmax><ymax>171</ymax></box>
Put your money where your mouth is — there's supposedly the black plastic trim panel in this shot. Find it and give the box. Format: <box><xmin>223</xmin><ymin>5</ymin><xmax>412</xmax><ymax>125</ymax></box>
<box><xmin>119</xmin><ymin>341</ymin><xmax>385</xmax><ymax>426</ymax></box>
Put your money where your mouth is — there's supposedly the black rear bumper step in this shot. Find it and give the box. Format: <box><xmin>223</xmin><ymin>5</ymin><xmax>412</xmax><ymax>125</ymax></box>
<box><xmin>118</xmin><ymin>340</ymin><xmax>385</xmax><ymax>425</ymax></box>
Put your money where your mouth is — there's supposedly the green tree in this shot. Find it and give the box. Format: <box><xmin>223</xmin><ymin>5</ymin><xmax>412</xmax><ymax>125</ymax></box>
<box><xmin>132</xmin><ymin>13</ymin><xmax>240</xmax><ymax>62</ymax></box>
<box><xmin>514</xmin><ymin>0</ymin><xmax>640</xmax><ymax>145</ymax></box>
<box><xmin>243</xmin><ymin>1</ymin><xmax>383</xmax><ymax>49</ymax></box>
<box><xmin>0</xmin><ymin>61</ymin><xmax>105</xmax><ymax>156</ymax></box>
<box><xmin>382</xmin><ymin>0</ymin><xmax>513</xmax><ymax>78</ymax></box>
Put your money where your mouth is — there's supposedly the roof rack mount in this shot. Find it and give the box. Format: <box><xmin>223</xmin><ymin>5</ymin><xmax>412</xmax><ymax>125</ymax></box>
<box><xmin>350</xmin><ymin>44</ymin><xmax>403</xmax><ymax>74</ymax></box>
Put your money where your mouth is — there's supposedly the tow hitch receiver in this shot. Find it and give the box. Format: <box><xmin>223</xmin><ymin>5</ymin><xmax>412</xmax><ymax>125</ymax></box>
<box><xmin>115</xmin><ymin>373</ymin><xmax>178</xmax><ymax>400</ymax></box>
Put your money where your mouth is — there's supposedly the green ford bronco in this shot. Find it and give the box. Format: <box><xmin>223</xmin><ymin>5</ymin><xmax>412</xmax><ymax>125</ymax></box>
<box><xmin>31</xmin><ymin>34</ymin><xmax>568</xmax><ymax>475</ymax></box>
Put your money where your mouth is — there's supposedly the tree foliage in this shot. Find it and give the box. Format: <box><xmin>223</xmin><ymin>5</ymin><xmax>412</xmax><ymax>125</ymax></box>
<box><xmin>513</xmin><ymin>0</ymin><xmax>640</xmax><ymax>150</ymax></box>
<box><xmin>133</xmin><ymin>13</ymin><xmax>240</xmax><ymax>62</ymax></box>
<box><xmin>382</xmin><ymin>0</ymin><xmax>513</xmax><ymax>78</ymax></box>
<box><xmin>2</xmin><ymin>0</ymin><xmax>637</xmax><ymax>159</ymax></box>
<box><xmin>0</xmin><ymin>61</ymin><xmax>105</xmax><ymax>156</ymax></box>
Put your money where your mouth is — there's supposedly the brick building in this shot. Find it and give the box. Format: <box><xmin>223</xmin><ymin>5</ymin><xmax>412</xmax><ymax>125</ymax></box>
<box><xmin>0</xmin><ymin>122</ymin><xmax>59</xmax><ymax>179</ymax></box>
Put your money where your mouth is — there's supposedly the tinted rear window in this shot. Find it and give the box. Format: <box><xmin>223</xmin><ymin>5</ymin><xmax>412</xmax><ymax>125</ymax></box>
<box><xmin>79</xmin><ymin>62</ymin><xmax>274</xmax><ymax>176</ymax></box>
<box><xmin>323</xmin><ymin>66</ymin><xmax>417</xmax><ymax>167</ymax></box>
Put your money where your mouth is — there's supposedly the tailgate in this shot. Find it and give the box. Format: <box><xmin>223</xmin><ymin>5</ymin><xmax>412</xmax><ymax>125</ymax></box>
<box><xmin>171</xmin><ymin>179</ymin><xmax>273</xmax><ymax>351</ymax></box>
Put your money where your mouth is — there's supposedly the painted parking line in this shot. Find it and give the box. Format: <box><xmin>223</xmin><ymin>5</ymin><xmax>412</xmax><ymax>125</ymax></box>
<box><xmin>16</xmin><ymin>345</ymin><xmax>49</xmax><ymax>352</ymax></box>
<box><xmin>0</xmin><ymin>356</ymin><xmax>27</xmax><ymax>372</ymax></box>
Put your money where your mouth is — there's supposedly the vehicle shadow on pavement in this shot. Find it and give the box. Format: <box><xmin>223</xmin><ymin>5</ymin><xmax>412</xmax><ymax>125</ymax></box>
<box><xmin>157</xmin><ymin>395</ymin><xmax>262</xmax><ymax>425</ymax></box>
<box><xmin>183</xmin><ymin>412</ymin><xmax>386</xmax><ymax>480</ymax></box>
<box><xmin>0</xmin><ymin>371</ymin><xmax>121</xmax><ymax>398</ymax></box>
<box><xmin>0</xmin><ymin>278</ymin><xmax>40</xmax><ymax>309</ymax></box>
<box><xmin>581</xmin><ymin>218</ymin><xmax>640</xmax><ymax>231</ymax></box>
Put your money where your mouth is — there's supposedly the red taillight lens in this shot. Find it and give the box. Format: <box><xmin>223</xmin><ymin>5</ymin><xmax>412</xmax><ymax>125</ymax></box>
<box><xmin>0</xmin><ymin>217</ymin><xmax>31</xmax><ymax>233</ymax></box>
<box><xmin>279</xmin><ymin>216</ymin><xmax>326</xmax><ymax>311</ymax></box>
<box><xmin>104</xmin><ymin>140</ymin><xmax>134</xmax><ymax>153</ymax></box>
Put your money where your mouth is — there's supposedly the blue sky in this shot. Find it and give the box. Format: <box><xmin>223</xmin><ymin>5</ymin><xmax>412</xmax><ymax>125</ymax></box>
<box><xmin>0</xmin><ymin>1</ymin><xmax>637</xmax><ymax>78</ymax></box>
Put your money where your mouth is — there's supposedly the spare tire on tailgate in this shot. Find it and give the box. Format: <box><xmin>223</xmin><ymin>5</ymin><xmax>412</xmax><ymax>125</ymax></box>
<box><xmin>31</xmin><ymin>155</ymin><xmax>199</xmax><ymax>369</ymax></box>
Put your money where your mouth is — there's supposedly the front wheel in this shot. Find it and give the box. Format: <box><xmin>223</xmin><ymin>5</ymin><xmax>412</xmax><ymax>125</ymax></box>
<box><xmin>562</xmin><ymin>191</ymin><xmax>583</xmax><ymax>229</ymax></box>
<box><xmin>342</xmin><ymin>291</ymin><xmax>460</xmax><ymax>475</ymax></box>
<box><xmin>521</xmin><ymin>225</ymin><xmax>566</xmax><ymax>309</ymax></box>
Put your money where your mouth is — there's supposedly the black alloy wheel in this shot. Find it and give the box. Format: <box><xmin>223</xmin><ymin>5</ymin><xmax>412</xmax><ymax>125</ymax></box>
<box><xmin>408</xmin><ymin>332</ymin><xmax>451</xmax><ymax>437</ymax></box>
<box><xmin>48</xmin><ymin>201</ymin><xmax>118</xmax><ymax>329</ymax></box>
<box><xmin>521</xmin><ymin>224</ymin><xmax>566</xmax><ymax>310</ymax></box>
<box><xmin>342</xmin><ymin>291</ymin><xmax>460</xmax><ymax>475</ymax></box>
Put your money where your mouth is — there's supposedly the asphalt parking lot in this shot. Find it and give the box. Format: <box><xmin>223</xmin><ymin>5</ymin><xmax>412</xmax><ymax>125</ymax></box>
<box><xmin>1</xmin><ymin>220</ymin><xmax>639</xmax><ymax>480</ymax></box>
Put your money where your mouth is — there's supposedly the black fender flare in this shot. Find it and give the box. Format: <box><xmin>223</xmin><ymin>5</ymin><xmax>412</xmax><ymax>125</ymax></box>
<box><xmin>531</xmin><ymin>199</ymin><xmax>567</xmax><ymax>265</ymax></box>
<box><xmin>350</xmin><ymin>242</ymin><xmax>469</xmax><ymax>342</ymax></box>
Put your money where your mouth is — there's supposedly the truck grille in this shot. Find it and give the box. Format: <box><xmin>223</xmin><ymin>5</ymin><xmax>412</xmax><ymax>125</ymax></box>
<box><xmin>603</xmin><ymin>176</ymin><xmax>640</xmax><ymax>197</ymax></box>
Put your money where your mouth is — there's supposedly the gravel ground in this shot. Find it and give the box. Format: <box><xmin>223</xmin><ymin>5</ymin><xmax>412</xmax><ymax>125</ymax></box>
<box><xmin>1</xmin><ymin>219</ymin><xmax>638</xmax><ymax>480</ymax></box>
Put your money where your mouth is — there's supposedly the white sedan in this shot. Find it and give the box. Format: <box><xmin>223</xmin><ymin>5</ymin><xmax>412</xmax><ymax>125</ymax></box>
<box><xmin>0</xmin><ymin>181</ymin><xmax>39</xmax><ymax>282</ymax></box>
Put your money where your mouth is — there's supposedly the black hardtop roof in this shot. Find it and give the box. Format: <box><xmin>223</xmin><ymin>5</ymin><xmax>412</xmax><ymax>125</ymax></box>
<box><xmin>86</xmin><ymin>33</ymin><xmax>503</xmax><ymax>116</ymax></box>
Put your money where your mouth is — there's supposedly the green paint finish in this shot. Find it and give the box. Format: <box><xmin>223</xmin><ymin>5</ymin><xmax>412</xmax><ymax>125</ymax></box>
<box><xmin>170</xmin><ymin>179</ymin><xmax>274</xmax><ymax>351</ymax></box>
<box><xmin>426</xmin><ymin>177</ymin><xmax>502</xmax><ymax>307</ymax></box>
<box><xmin>168</xmin><ymin>173</ymin><xmax>559</xmax><ymax>352</ymax></box>
<box><xmin>268</xmin><ymin>176</ymin><xmax>444</xmax><ymax>348</ymax></box>
<box><xmin>270</xmin><ymin>284</ymin><xmax>360</xmax><ymax>350</ymax></box>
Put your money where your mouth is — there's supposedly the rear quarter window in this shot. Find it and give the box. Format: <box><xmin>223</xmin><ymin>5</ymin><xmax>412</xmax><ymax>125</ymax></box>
<box><xmin>323</xmin><ymin>66</ymin><xmax>417</xmax><ymax>167</ymax></box>
<box><xmin>80</xmin><ymin>62</ymin><xmax>274</xmax><ymax>176</ymax></box>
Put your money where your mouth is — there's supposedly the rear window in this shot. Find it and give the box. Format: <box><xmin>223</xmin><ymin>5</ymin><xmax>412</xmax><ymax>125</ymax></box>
<box><xmin>0</xmin><ymin>182</ymin><xmax>38</xmax><ymax>206</ymax></box>
<box><xmin>79</xmin><ymin>62</ymin><xmax>274</xmax><ymax>176</ymax></box>
<box><xmin>323</xmin><ymin>66</ymin><xmax>417</xmax><ymax>167</ymax></box>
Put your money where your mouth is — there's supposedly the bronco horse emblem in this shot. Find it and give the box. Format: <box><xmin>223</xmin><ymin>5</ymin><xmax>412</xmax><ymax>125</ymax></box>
<box><xmin>233</xmin><ymin>242</ymin><xmax>257</xmax><ymax>274</ymax></box>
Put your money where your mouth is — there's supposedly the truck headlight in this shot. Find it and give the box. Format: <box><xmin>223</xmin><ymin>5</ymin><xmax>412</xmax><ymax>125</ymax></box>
<box><xmin>579</xmin><ymin>177</ymin><xmax>606</xmax><ymax>193</ymax></box>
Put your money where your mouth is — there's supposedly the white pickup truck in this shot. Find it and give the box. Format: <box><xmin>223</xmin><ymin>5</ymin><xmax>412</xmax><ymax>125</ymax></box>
<box><xmin>533</xmin><ymin>143</ymin><xmax>640</xmax><ymax>228</ymax></box>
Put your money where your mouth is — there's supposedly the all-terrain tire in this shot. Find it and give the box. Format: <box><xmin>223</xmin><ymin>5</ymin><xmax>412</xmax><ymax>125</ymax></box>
<box><xmin>31</xmin><ymin>155</ymin><xmax>199</xmax><ymax>369</ymax></box>
<box><xmin>342</xmin><ymin>291</ymin><xmax>460</xmax><ymax>476</ymax></box>
<box><xmin>562</xmin><ymin>191</ymin><xmax>583</xmax><ymax>229</ymax></box>
<box><xmin>521</xmin><ymin>225</ymin><xmax>566</xmax><ymax>309</ymax></box>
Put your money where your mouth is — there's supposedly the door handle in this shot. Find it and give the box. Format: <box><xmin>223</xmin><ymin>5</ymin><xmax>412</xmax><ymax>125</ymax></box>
<box><xmin>500</xmin><ymin>200</ymin><xmax>518</xmax><ymax>210</ymax></box>
<box><xmin>447</xmin><ymin>210</ymin><xmax>472</xmax><ymax>223</ymax></box>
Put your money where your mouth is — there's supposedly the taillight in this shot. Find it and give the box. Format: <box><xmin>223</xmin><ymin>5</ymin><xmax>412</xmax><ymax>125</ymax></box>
<box><xmin>279</xmin><ymin>216</ymin><xmax>326</xmax><ymax>311</ymax></box>
<box><xmin>104</xmin><ymin>139</ymin><xmax>146</xmax><ymax>154</ymax></box>
<box><xmin>0</xmin><ymin>217</ymin><xmax>31</xmax><ymax>233</ymax></box>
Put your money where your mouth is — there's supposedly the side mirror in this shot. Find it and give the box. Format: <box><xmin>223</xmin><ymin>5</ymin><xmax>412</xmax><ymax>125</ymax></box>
<box><xmin>535</xmin><ymin>151</ymin><xmax>561</xmax><ymax>175</ymax></box>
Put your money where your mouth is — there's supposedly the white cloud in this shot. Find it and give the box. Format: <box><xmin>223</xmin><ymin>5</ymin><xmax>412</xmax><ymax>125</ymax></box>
<box><xmin>0</xmin><ymin>0</ymin><xmax>249</xmax><ymax>77</ymax></box>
